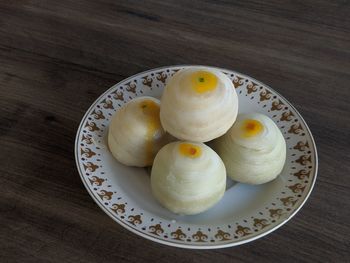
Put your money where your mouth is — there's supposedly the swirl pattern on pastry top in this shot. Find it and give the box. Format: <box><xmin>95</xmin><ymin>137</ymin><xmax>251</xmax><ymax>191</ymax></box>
<box><xmin>160</xmin><ymin>67</ymin><xmax>238</xmax><ymax>142</ymax></box>
<box><xmin>151</xmin><ymin>141</ymin><xmax>226</xmax><ymax>215</ymax></box>
<box><xmin>212</xmin><ymin>113</ymin><xmax>286</xmax><ymax>184</ymax></box>
<box><xmin>108</xmin><ymin>96</ymin><xmax>172</xmax><ymax>167</ymax></box>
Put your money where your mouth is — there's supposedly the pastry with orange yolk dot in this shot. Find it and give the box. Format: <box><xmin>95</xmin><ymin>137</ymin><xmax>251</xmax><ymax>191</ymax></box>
<box><xmin>108</xmin><ymin>96</ymin><xmax>173</xmax><ymax>167</ymax></box>
<box><xmin>241</xmin><ymin>119</ymin><xmax>264</xmax><ymax>137</ymax></box>
<box><xmin>160</xmin><ymin>67</ymin><xmax>238</xmax><ymax>142</ymax></box>
<box><xmin>151</xmin><ymin>141</ymin><xmax>226</xmax><ymax>215</ymax></box>
<box><xmin>211</xmin><ymin>113</ymin><xmax>286</xmax><ymax>184</ymax></box>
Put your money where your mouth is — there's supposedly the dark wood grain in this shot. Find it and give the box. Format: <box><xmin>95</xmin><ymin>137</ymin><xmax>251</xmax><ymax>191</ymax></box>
<box><xmin>1</xmin><ymin>0</ymin><xmax>349</xmax><ymax>262</ymax></box>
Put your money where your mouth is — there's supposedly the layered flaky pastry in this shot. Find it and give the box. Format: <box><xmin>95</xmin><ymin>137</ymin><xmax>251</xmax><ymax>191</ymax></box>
<box><xmin>108</xmin><ymin>96</ymin><xmax>172</xmax><ymax>167</ymax></box>
<box><xmin>212</xmin><ymin>113</ymin><xmax>286</xmax><ymax>184</ymax></box>
<box><xmin>151</xmin><ymin>141</ymin><xmax>226</xmax><ymax>215</ymax></box>
<box><xmin>160</xmin><ymin>67</ymin><xmax>238</xmax><ymax>142</ymax></box>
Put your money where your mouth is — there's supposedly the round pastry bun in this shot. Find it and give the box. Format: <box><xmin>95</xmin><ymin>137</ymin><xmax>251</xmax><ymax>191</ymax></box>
<box><xmin>108</xmin><ymin>96</ymin><xmax>172</xmax><ymax>167</ymax></box>
<box><xmin>212</xmin><ymin>113</ymin><xmax>286</xmax><ymax>184</ymax></box>
<box><xmin>160</xmin><ymin>67</ymin><xmax>238</xmax><ymax>142</ymax></box>
<box><xmin>151</xmin><ymin>141</ymin><xmax>226</xmax><ymax>215</ymax></box>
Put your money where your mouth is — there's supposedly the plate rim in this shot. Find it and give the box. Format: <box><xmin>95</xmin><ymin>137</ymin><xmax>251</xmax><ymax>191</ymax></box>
<box><xmin>74</xmin><ymin>65</ymin><xmax>318</xmax><ymax>249</ymax></box>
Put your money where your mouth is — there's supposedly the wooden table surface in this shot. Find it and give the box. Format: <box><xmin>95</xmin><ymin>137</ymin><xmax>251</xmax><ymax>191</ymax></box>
<box><xmin>1</xmin><ymin>1</ymin><xmax>350</xmax><ymax>262</ymax></box>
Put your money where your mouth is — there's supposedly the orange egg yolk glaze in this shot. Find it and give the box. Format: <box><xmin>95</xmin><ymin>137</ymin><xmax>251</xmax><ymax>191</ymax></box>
<box><xmin>179</xmin><ymin>143</ymin><xmax>202</xmax><ymax>158</ymax></box>
<box><xmin>241</xmin><ymin>119</ymin><xmax>264</xmax><ymax>137</ymax></box>
<box><xmin>190</xmin><ymin>71</ymin><xmax>218</xmax><ymax>93</ymax></box>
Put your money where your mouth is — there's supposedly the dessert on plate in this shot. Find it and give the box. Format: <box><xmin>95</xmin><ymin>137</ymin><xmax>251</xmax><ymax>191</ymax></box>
<box><xmin>212</xmin><ymin>112</ymin><xmax>286</xmax><ymax>184</ymax></box>
<box><xmin>160</xmin><ymin>67</ymin><xmax>238</xmax><ymax>142</ymax></box>
<box><xmin>151</xmin><ymin>141</ymin><xmax>226</xmax><ymax>215</ymax></box>
<box><xmin>108</xmin><ymin>96</ymin><xmax>172</xmax><ymax>167</ymax></box>
<box><xmin>107</xmin><ymin>67</ymin><xmax>287</xmax><ymax>215</ymax></box>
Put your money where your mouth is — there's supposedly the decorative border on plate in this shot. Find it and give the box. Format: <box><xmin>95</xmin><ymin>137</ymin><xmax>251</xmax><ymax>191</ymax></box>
<box><xmin>75</xmin><ymin>65</ymin><xmax>318</xmax><ymax>248</ymax></box>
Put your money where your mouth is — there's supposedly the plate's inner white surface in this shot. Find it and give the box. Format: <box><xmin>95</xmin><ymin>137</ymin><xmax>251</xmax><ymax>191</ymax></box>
<box><xmin>97</xmin><ymin>97</ymin><xmax>290</xmax><ymax>226</ymax></box>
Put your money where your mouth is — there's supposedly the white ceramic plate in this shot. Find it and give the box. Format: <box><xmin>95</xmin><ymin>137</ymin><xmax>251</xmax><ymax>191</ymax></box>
<box><xmin>75</xmin><ymin>65</ymin><xmax>318</xmax><ymax>249</ymax></box>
